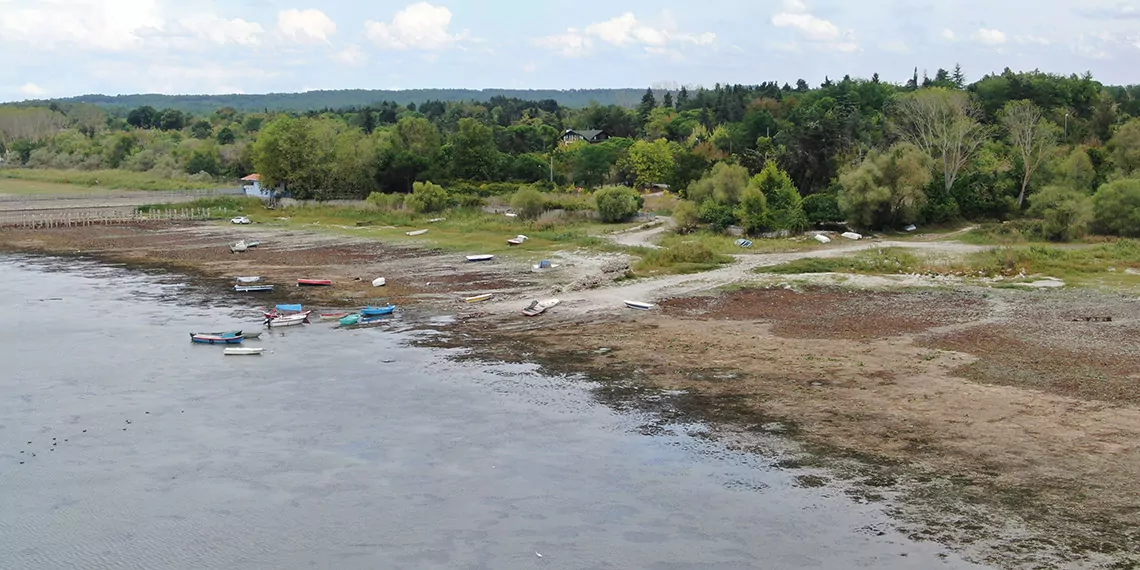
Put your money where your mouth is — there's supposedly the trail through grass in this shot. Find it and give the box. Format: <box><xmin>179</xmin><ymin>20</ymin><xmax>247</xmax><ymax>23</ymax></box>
<box><xmin>0</xmin><ymin>169</ymin><xmax>228</xmax><ymax>191</ymax></box>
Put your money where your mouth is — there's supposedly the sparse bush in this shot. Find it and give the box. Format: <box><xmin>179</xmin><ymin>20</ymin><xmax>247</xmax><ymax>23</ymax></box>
<box><xmin>405</xmin><ymin>180</ymin><xmax>451</xmax><ymax>213</ymax></box>
<box><xmin>1092</xmin><ymin>178</ymin><xmax>1140</xmax><ymax>237</ymax></box>
<box><xmin>698</xmin><ymin>200</ymin><xmax>737</xmax><ymax>232</ymax></box>
<box><xmin>672</xmin><ymin>200</ymin><xmax>701</xmax><ymax>233</ymax></box>
<box><xmin>594</xmin><ymin>186</ymin><xmax>643</xmax><ymax>222</ymax></box>
<box><xmin>366</xmin><ymin>192</ymin><xmax>405</xmax><ymax>211</ymax></box>
<box><xmin>1027</xmin><ymin>185</ymin><xmax>1092</xmax><ymax>242</ymax></box>
<box><xmin>510</xmin><ymin>186</ymin><xmax>547</xmax><ymax>220</ymax></box>
<box><xmin>736</xmin><ymin>186</ymin><xmax>769</xmax><ymax>235</ymax></box>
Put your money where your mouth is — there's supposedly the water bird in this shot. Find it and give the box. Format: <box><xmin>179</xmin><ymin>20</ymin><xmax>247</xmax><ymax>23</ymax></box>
<box><xmin>82</xmin><ymin>430</ymin><xmax>86</xmax><ymax>433</ymax></box>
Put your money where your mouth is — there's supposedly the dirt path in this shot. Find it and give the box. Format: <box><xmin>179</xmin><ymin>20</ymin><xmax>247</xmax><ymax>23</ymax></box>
<box><xmin>606</xmin><ymin>217</ymin><xmax>672</xmax><ymax>248</ymax></box>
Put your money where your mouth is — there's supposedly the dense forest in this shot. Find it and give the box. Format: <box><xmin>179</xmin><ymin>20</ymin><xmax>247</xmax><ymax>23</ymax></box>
<box><xmin>4</xmin><ymin>66</ymin><xmax>1140</xmax><ymax>240</ymax></box>
<box><xmin>9</xmin><ymin>89</ymin><xmax>651</xmax><ymax>115</ymax></box>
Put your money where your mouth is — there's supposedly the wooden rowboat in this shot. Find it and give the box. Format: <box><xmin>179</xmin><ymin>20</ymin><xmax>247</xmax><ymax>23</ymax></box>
<box><xmin>190</xmin><ymin>332</ymin><xmax>244</xmax><ymax>344</ymax></box>
<box><xmin>234</xmin><ymin>284</ymin><xmax>274</xmax><ymax>293</ymax></box>
<box><xmin>466</xmin><ymin>254</ymin><xmax>494</xmax><ymax>262</ymax></box>
<box><xmin>464</xmin><ymin>293</ymin><xmax>493</xmax><ymax>303</ymax></box>
<box><xmin>361</xmin><ymin>305</ymin><xmax>396</xmax><ymax>317</ymax></box>
<box><xmin>623</xmin><ymin>300</ymin><xmax>654</xmax><ymax>310</ymax></box>
<box><xmin>265</xmin><ymin>311</ymin><xmax>311</xmax><ymax>327</ymax></box>
<box><xmin>406</xmin><ymin>229</ymin><xmax>428</xmax><ymax>236</ymax></box>
<box><xmin>320</xmin><ymin>312</ymin><xmax>351</xmax><ymax>319</ymax></box>
<box><xmin>297</xmin><ymin>279</ymin><xmax>332</xmax><ymax>286</ymax></box>
<box><xmin>224</xmin><ymin>347</ymin><xmax>263</xmax><ymax>355</ymax></box>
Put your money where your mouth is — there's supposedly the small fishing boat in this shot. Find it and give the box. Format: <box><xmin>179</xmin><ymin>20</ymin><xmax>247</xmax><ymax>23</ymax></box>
<box><xmin>507</xmin><ymin>238</ymin><xmax>524</xmax><ymax>246</ymax></box>
<box><xmin>405</xmin><ymin>229</ymin><xmax>428</xmax><ymax>236</ymax></box>
<box><xmin>320</xmin><ymin>311</ymin><xmax>351</xmax><ymax>319</ymax></box>
<box><xmin>339</xmin><ymin>314</ymin><xmax>361</xmax><ymax>326</ymax></box>
<box><xmin>360</xmin><ymin>304</ymin><xmax>396</xmax><ymax>317</ymax></box>
<box><xmin>297</xmin><ymin>279</ymin><xmax>332</xmax><ymax>286</ymax></box>
<box><xmin>623</xmin><ymin>300</ymin><xmax>654</xmax><ymax>310</ymax></box>
<box><xmin>504</xmin><ymin>212</ymin><xmax>518</xmax><ymax>218</ymax></box>
<box><xmin>192</xmin><ymin>329</ymin><xmax>242</xmax><ymax>337</ymax></box>
<box><xmin>265</xmin><ymin>311</ymin><xmax>311</xmax><ymax>327</ymax></box>
<box><xmin>224</xmin><ymin>347</ymin><xmax>263</xmax><ymax>355</ymax></box>
<box><xmin>244</xmin><ymin>240</ymin><xmax>261</xmax><ymax>248</ymax></box>
<box><xmin>242</xmin><ymin>331</ymin><xmax>262</xmax><ymax>339</ymax></box>
<box><xmin>466</xmin><ymin>254</ymin><xmax>494</xmax><ymax>262</ymax></box>
<box><xmin>372</xmin><ymin>277</ymin><xmax>386</xmax><ymax>287</ymax></box>
<box><xmin>735</xmin><ymin>239</ymin><xmax>753</xmax><ymax>248</ymax></box>
<box><xmin>275</xmin><ymin>304</ymin><xmax>303</xmax><ymax>313</ymax></box>
<box><xmin>235</xmin><ymin>276</ymin><xmax>261</xmax><ymax>283</ymax></box>
<box><xmin>234</xmin><ymin>284</ymin><xmax>274</xmax><ymax>293</ymax></box>
<box><xmin>190</xmin><ymin>332</ymin><xmax>244</xmax><ymax>344</ymax></box>
<box><xmin>464</xmin><ymin>293</ymin><xmax>493</xmax><ymax>303</ymax></box>
<box><xmin>230</xmin><ymin>241</ymin><xmax>248</xmax><ymax>253</ymax></box>
<box><xmin>522</xmin><ymin>298</ymin><xmax>560</xmax><ymax>316</ymax></box>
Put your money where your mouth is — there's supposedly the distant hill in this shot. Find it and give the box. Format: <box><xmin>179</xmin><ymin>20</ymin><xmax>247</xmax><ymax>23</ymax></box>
<box><xmin>17</xmin><ymin>89</ymin><xmax>651</xmax><ymax>114</ymax></box>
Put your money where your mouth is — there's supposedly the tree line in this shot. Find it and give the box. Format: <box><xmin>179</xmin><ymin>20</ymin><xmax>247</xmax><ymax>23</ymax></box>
<box><xmin>3</xmin><ymin>66</ymin><xmax>1140</xmax><ymax>239</ymax></box>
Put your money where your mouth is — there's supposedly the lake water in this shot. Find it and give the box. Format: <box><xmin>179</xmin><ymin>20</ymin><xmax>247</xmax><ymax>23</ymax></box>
<box><xmin>0</xmin><ymin>254</ymin><xmax>985</xmax><ymax>569</ymax></box>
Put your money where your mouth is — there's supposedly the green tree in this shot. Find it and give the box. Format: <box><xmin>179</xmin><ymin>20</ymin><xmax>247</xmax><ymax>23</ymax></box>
<box><xmin>1092</xmin><ymin>178</ymin><xmax>1140</xmax><ymax>236</ymax></box>
<box><xmin>697</xmin><ymin>200</ymin><xmax>737</xmax><ymax>232</ymax></box>
<box><xmin>158</xmin><ymin>109</ymin><xmax>186</xmax><ymax>131</ymax></box>
<box><xmin>672</xmin><ymin>199</ymin><xmax>700</xmax><ymax>233</ymax></box>
<box><xmin>405</xmin><ymin>180</ymin><xmax>451</xmax><ymax>213</ymax></box>
<box><xmin>638</xmin><ymin>88</ymin><xmax>657</xmax><ymax>121</ymax></box>
<box><xmin>216</xmin><ymin>126</ymin><xmax>236</xmax><ymax>145</ymax></box>
<box><xmin>185</xmin><ymin>147</ymin><xmax>220</xmax><ymax>175</ymax></box>
<box><xmin>594</xmin><ymin>186</ymin><xmax>643</xmax><ymax>222</ymax></box>
<box><xmin>510</xmin><ymin>186</ymin><xmax>546</xmax><ymax>219</ymax></box>
<box><xmin>450</xmin><ymin>118</ymin><xmax>501</xmax><ymax>181</ymax></box>
<box><xmin>1027</xmin><ymin>185</ymin><xmax>1092</xmax><ymax>241</ymax></box>
<box><xmin>838</xmin><ymin>143</ymin><xmax>934</xmax><ymax>229</ymax></box>
<box><xmin>735</xmin><ymin>186</ymin><xmax>768</xmax><ymax>234</ymax></box>
<box><xmin>1058</xmin><ymin>146</ymin><xmax>1098</xmax><ymax>193</ymax></box>
<box><xmin>621</xmin><ymin>139</ymin><xmax>676</xmax><ymax>188</ymax></box>
<box><xmin>252</xmin><ymin>115</ymin><xmax>321</xmax><ymax>198</ymax></box>
<box><xmin>564</xmin><ymin>141</ymin><xmax>621</xmax><ymax>188</ymax></box>
<box><xmin>190</xmin><ymin>120</ymin><xmax>213</xmax><ymax>139</ymax></box>
<box><xmin>998</xmin><ymin>100</ymin><xmax>1060</xmax><ymax>207</ymax></box>
<box><xmin>803</xmin><ymin>193</ymin><xmax>842</xmax><ymax>224</ymax></box>
<box><xmin>890</xmin><ymin>88</ymin><xmax>990</xmax><ymax>193</ymax></box>
<box><xmin>1107</xmin><ymin>118</ymin><xmax>1140</xmax><ymax>176</ymax></box>
<box><xmin>126</xmin><ymin>106</ymin><xmax>158</xmax><ymax>129</ymax></box>
<box><xmin>749</xmin><ymin>161</ymin><xmax>806</xmax><ymax>231</ymax></box>
<box><xmin>685</xmin><ymin>162</ymin><xmax>749</xmax><ymax>205</ymax></box>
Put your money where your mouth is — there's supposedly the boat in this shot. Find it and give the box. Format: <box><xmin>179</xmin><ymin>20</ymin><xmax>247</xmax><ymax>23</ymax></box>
<box><xmin>504</xmin><ymin>212</ymin><xmax>518</xmax><ymax>217</ymax></box>
<box><xmin>360</xmin><ymin>304</ymin><xmax>396</xmax><ymax>317</ymax></box>
<box><xmin>266</xmin><ymin>312</ymin><xmax>310</xmax><ymax>327</ymax></box>
<box><xmin>320</xmin><ymin>311</ymin><xmax>351</xmax><ymax>319</ymax></box>
<box><xmin>339</xmin><ymin>314</ymin><xmax>361</xmax><ymax>326</ymax></box>
<box><xmin>813</xmin><ymin>234</ymin><xmax>832</xmax><ymax>244</ymax></box>
<box><xmin>275</xmin><ymin>304</ymin><xmax>303</xmax><ymax>313</ymax></box>
<box><xmin>372</xmin><ymin>277</ymin><xmax>386</xmax><ymax>287</ymax></box>
<box><xmin>623</xmin><ymin>300</ymin><xmax>654</xmax><ymax>310</ymax></box>
<box><xmin>532</xmin><ymin>260</ymin><xmax>561</xmax><ymax>271</ymax></box>
<box><xmin>297</xmin><ymin>279</ymin><xmax>332</xmax><ymax>286</ymax></box>
<box><xmin>244</xmin><ymin>240</ymin><xmax>261</xmax><ymax>248</ymax></box>
<box><xmin>405</xmin><ymin>229</ymin><xmax>428</xmax><ymax>236</ymax></box>
<box><xmin>735</xmin><ymin>239</ymin><xmax>753</xmax><ymax>248</ymax></box>
<box><xmin>466</xmin><ymin>254</ymin><xmax>494</xmax><ymax>262</ymax></box>
<box><xmin>242</xmin><ymin>331</ymin><xmax>262</xmax><ymax>339</ymax></box>
<box><xmin>230</xmin><ymin>241</ymin><xmax>248</xmax><ymax>253</ymax></box>
<box><xmin>427</xmin><ymin>217</ymin><xmax>446</xmax><ymax>223</ymax></box>
<box><xmin>224</xmin><ymin>347</ymin><xmax>263</xmax><ymax>355</ymax></box>
<box><xmin>234</xmin><ymin>284</ymin><xmax>274</xmax><ymax>293</ymax></box>
<box><xmin>507</xmin><ymin>238</ymin><xmax>524</xmax><ymax>245</ymax></box>
<box><xmin>236</xmin><ymin>276</ymin><xmax>261</xmax><ymax>283</ymax></box>
<box><xmin>464</xmin><ymin>293</ymin><xmax>493</xmax><ymax>303</ymax></box>
<box><xmin>190</xmin><ymin>332</ymin><xmax>244</xmax><ymax>344</ymax></box>
<box><xmin>522</xmin><ymin>298</ymin><xmax>560</xmax><ymax>316</ymax></box>
<box><xmin>192</xmin><ymin>329</ymin><xmax>242</xmax><ymax>337</ymax></box>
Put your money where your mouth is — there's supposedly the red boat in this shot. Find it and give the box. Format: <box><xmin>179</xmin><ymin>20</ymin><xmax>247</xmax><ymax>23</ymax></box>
<box><xmin>297</xmin><ymin>279</ymin><xmax>332</xmax><ymax>286</ymax></box>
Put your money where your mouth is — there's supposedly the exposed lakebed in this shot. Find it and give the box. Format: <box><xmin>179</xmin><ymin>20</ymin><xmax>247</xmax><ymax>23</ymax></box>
<box><xmin>0</xmin><ymin>254</ymin><xmax>982</xmax><ymax>569</ymax></box>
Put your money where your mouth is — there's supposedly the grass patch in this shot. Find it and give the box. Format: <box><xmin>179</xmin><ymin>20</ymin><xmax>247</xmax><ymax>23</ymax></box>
<box><xmin>634</xmin><ymin>240</ymin><xmax>733</xmax><ymax>275</ymax></box>
<box><xmin>659</xmin><ymin>231</ymin><xmax>825</xmax><ymax>254</ymax></box>
<box><xmin>760</xmin><ymin>248</ymin><xmax>923</xmax><ymax>275</ymax></box>
<box><xmin>0</xmin><ymin>168</ymin><xmax>228</xmax><ymax>191</ymax></box>
<box><xmin>140</xmin><ymin>196</ymin><xmax>265</xmax><ymax>218</ymax></box>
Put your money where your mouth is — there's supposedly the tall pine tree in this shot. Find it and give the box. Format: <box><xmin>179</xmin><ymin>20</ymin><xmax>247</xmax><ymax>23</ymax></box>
<box><xmin>638</xmin><ymin>88</ymin><xmax>657</xmax><ymax>120</ymax></box>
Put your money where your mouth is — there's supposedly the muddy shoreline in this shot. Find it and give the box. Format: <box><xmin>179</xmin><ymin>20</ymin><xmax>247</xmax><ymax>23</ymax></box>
<box><xmin>3</xmin><ymin>222</ymin><xmax>1139</xmax><ymax>569</ymax></box>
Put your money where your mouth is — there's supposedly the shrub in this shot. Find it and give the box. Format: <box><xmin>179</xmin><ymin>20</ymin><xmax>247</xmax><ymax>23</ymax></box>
<box><xmin>405</xmin><ymin>181</ymin><xmax>451</xmax><ymax>213</ymax></box>
<box><xmin>803</xmin><ymin>193</ymin><xmax>842</xmax><ymax>224</ymax></box>
<box><xmin>750</xmin><ymin>161</ymin><xmax>806</xmax><ymax>232</ymax></box>
<box><xmin>1092</xmin><ymin>178</ymin><xmax>1140</xmax><ymax>237</ymax></box>
<box><xmin>698</xmin><ymin>200</ymin><xmax>737</xmax><ymax>232</ymax></box>
<box><xmin>510</xmin><ymin>186</ymin><xmax>547</xmax><ymax>220</ymax></box>
<box><xmin>594</xmin><ymin>186</ymin><xmax>643</xmax><ymax>222</ymax></box>
<box><xmin>672</xmin><ymin>200</ymin><xmax>701</xmax><ymax>233</ymax></box>
<box><xmin>366</xmin><ymin>192</ymin><xmax>405</xmax><ymax>211</ymax></box>
<box><xmin>1027</xmin><ymin>185</ymin><xmax>1092</xmax><ymax>242</ymax></box>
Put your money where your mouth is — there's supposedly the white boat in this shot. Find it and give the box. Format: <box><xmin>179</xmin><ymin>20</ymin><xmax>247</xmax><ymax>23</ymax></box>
<box><xmin>522</xmin><ymin>298</ymin><xmax>560</xmax><ymax>316</ymax></box>
<box><xmin>427</xmin><ymin>217</ymin><xmax>446</xmax><ymax>223</ymax></box>
<box><xmin>266</xmin><ymin>311</ymin><xmax>310</xmax><ymax>327</ymax></box>
<box><xmin>230</xmin><ymin>240</ymin><xmax>248</xmax><ymax>253</ymax></box>
<box><xmin>236</xmin><ymin>276</ymin><xmax>261</xmax><ymax>283</ymax></box>
<box><xmin>813</xmin><ymin>234</ymin><xmax>831</xmax><ymax>244</ymax></box>
<box><xmin>504</xmin><ymin>212</ymin><xmax>518</xmax><ymax>218</ymax></box>
<box><xmin>532</xmin><ymin>260</ymin><xmax>561</xmax><ymax>271</ymax></box>
<box><xmin>466</xmin><ymin>254</ymin><xmax>494</xmax><ymax>262</ymax></box>
<box><xmin>464</xmin><ymin>293</ymin><xmax>493</xmax><ymax>303</ymax></box>
<box><xmin>224</xmin><ymin>347</ymin><xmax>264</xmax><ymax>355</ymax></box>
<box><xmin>624</xmin><ymin>300</ymin><xmax>654</xmax><ymax>310</ymax></box>
<box><xmin>406</xmin><ymin>229</ymin><xmax>428</xmax><ymax>236</ymax></box>
<box><xmin>372</xmin><ymin>277</ymin><xmax>387</xmax><ymax>287</ymax></box>
<box><xmin>841</xmin><ymin>232</ymin><xmax>863</xmax><ymax>240</ymax></box>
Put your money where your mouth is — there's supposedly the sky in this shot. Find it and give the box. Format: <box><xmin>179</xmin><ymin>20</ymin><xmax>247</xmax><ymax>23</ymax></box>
<box><xmin>1</xmin><ymin>0</ymin><xmax>1139</xmax><ymax>102</ymax></box>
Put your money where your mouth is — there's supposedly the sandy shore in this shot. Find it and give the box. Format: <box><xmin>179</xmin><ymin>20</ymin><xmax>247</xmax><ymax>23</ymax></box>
<box><xmin>3</xmin><ymin>220</ymin><xmax>1138</xmax><ymax>569</ymax></box>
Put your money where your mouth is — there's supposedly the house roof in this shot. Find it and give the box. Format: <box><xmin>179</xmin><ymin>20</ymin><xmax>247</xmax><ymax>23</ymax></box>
<box><xmin>240</xmin><ymin>174</ymin><xmax>261</xmax><ymax>181</ymax></box>
<box><xmin>564</xmin><ymin>129</ymin><xmax>606</xmax><ymax>140</ymax></box>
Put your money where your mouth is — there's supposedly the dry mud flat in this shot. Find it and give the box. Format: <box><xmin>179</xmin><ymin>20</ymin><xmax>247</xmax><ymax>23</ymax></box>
<box><xmin>446</xmin><ymin>286</ymin><xmax>1140</xmax><ymax>569</ymax></box>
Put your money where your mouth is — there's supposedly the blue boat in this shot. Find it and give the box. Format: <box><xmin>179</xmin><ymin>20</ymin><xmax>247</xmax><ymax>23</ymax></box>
<box><xmin>360</xmin><ymin>304</ymin><xmax>396</xmax><ymax>317</ymax></box>
<box><xmin>275</xmin><ymin>304</ymin><xmax>303</xmax><ymax>312</ymax></box>
<box><xmin>190</xmin><ymin>331</ymin><xmax>244</xmax><ymax>344</ymax></box>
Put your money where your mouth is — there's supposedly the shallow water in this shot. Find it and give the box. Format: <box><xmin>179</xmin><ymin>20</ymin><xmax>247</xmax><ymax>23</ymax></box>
<box><xmin>0</xmin><ymin>255</ymin><xmax>986</xmax><ymax>569</ymax></box>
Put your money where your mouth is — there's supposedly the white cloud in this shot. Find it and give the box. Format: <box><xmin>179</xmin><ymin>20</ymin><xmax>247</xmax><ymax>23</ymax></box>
<box><xmin>535</xmin><ymin>11</ymin><xmax>715</xmax><ymax>57</ymax></box>
<box><xmin>1016</xmin><ymin>35</ymin><xmax>1050</xmax><ymax>45</ymax></box>
<box><xmin>521</xmin><ymin>61</ymin><xmax>537</xmax><ymax>73</ymax></box>
<box><xmin>333</xmin><ymin>44</ymin><xmax>367</xmax><ymax>66</ymax></box>
<box><xmin>176</xmin><ymin>14</ymin><xmax>264</xmax><ymax>46</ymax></box>
<box><xmin>770</xmin><ymin>0</ymin><xmax>858</xmax><ymax>52</ymax></box>
<box><xmin>19</xmin><ymin>82</ymin><xmax>45</xmax><ymax>96</ymax></box>
<box><xmin>277</xmin><ymin>8</ymin><xmax>336</xmax><ymax>44</ymax></box>
<box><xmin>0</xmin><ymin>0</ymin><xmax>163</xmax><ymax>52</ymax></box>
<box><xmin>942</xmin><ymin>29</ymin><xmax>956</xmax><ymax>40</ymax></box>
<box><xmin>879</xmin><ymin>41</ymin><xmax>910</xmax><ymax>53</ymax></box>
<box><xmin>365</xmin><ymin>2</ymin><xmax>464</xmax><ymax>51</ymax></box>
<box><xmin>972</xmin><ymin>28</ymin><xmax>1007</xmax><ymax>45</ymax></box>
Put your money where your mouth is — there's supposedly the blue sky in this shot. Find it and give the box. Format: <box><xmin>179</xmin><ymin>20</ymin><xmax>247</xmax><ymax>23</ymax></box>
<box><xmin>2</xmin><ymin>0</ymin><xmax>1139</xmax><ymax>102</ymax></box>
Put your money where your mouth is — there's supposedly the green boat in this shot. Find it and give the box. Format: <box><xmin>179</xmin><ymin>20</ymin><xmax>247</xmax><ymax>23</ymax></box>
<box><xmin>340</xmin><ymin>314</ymin><xmax>361</xmax><ymax>326</ymax></box>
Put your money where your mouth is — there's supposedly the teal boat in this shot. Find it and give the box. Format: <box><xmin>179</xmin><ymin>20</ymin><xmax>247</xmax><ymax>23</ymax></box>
<box><xmin>340</xmin><ymin>314</ymin><xmax>361</xmax><ymax>326</ymax></box>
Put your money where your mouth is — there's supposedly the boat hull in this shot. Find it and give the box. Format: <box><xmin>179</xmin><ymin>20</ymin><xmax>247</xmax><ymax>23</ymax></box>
<box><xmin>297</xmin><ymin>279</ymin><xmax>332</xmax><ymax>286</ymax></box>
<box><xmin>190</xmin><ymin>332</ymin><xmax>244</xmax><ymax>344</ymax></box>
<box><xmin>464</xmin><ymin>294</ymin><xmax>493</xmax><ymax>303</ymax></box>
<box><xmin>224</xmin><ymin>347</ymin><xmax>263</xmax><ymax>355</ymax></box>
<box><xmin>234</xmin><ymin>285</ymin><xmax>274</xmax><ymax>292</ymax></box>
<box><xmin>623</xmin><ymin>300</ymin><xmax>654</xmax><ymax>310</ymax></box>
<box><xmin>405</xmin><ymin>230</ymin><xmax>428</xmax><ymax>236</ymax></box>
<box><xmin>360</xmin><ymin>305</ymin><xmax>396</xmax><ymax>317</ymax></box>
<box><xmin>372</xmin><ymin>277</ymin><xmax>386</xmax><ymax>287</ymax></box>
<box><xmin>465</xmin><ymin>255</ymin><xmax>494</xmax><ymax>262</ymax></box>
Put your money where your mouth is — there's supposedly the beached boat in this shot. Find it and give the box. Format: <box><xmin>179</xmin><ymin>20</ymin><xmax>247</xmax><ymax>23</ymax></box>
<box><xmin>339</xmin><ymin>314</ymin><xmax>361</xmax><ymax>326</ymax></box>
<box><xmin>190</xmin><ymin>332</ymin><xmax>244</xmax><ymax>344</ymax></box>
<box><xmin>234</xmin><ymin>284</ymin><xmax>274</xmax><ymax>293</ymax></box>
<box><xmin>297</xmin><ymin>279</ymin><xmax>332</xmax><ymax>286</ymax></box>
<box><xmin>522</xmin><ymin>298</ymin><xmax>560</xmax><ymax>316</ymax></box>
<box><xmin>372</xmin><ymin>277</ymin><xmax>386</xmax><ymax>287</ymax></box>
<box><xmin>427</xmin><ymin>217</ymin><xmax>446</xmax><ymax>223</ymax></box>
<box><xmin>242</xmin><ymin>331</ymin><xmax>262</xmax><ymax>339</ymax></box>
<box><xmin>361</xmin><ymin>304</ymin><xmax>396</xmax><ymax>317</ymax></box>
<box><xmin>464</xmin><ymin>293</ymin><xmax>493</xmax><ymax>303</ymax></box>
<box><xmin>405</xmin><ymin>229</ymin><xmax>428</xmax><ymax>236</ymax></box>
<box><xmin>224</xmin><ymin>347</ymin><xmax>263</xmax><ymax>355</ymax></box>
<box><xmin>507</xmin><ymin>238</ymin><xmax>524</xmax><ymax>245</ymax></box>
<box><xmin>466</xmin><ymin>254</ymin><xmax>494</xmax><ymax>262</ymax></box>
<box><xmin>244</xmin><ymin>240</ymin><xmax>261</xmax><ymax>248</ymax></box>
<box><xmin>319</xmin><ymin>311</ymin><xmax>351</xmax><ymax>320</ymax></box>
<box><xmin>504</xmin><ymin>212</ymin><xmax>518</xmax><ymax>218</ymax></box>
<box><xmin>230</xmin><ymin>241</ymin><xmax>248</xmax><ymax>253</ymax></box>
<box><xmin>235</xmin><ymin>276</ymin><xmax>261</xmax><ymax>283</ymax></box>
<box><xmin>623</xmin><ymin>300</ymin><xmax>654</xmax><ymax>310</ymax></box>
<box><xmin>735</xmin><ymin>239</ymin><xmax>753</xmax><ymax>248</ymax></box>
<box><xmin>265</xmin><ymin>311</ymin><xmax>311</xmax><ymax>327</ymax></box>
<box><xmin>532</xmin><ymin>260</ymin><xmax>561</xmax><ymax>271</ymax></box>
